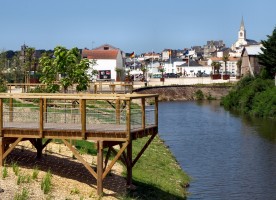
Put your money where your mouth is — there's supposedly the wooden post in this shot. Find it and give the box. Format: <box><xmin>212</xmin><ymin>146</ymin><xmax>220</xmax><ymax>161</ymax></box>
<box><xmin>0</xmin><ymin>99</ymin><xmax>3</xmax><ymax>137</ymax></box>
<box><xmin>127</xmin><ymin>141</ymin><xmax>132</xmax><ymax>186</ymax></box>
<box><xmin>126</xmin><ymin>99</ymin><xmax>132</xmax><ymax>186</ymax></box>
<box><xmin>155</xmin><ymin>96</ymin><xmax>158</xmax><ymax>126</ymax></box>
<box><xmin>39</xmin><ymin>98</ymin><xmax>44</xmax><ymax>138</ymax></box>
<box><xmin>126</xmin><ymin>99</ymin><xmax>131</xmax><ymax>140</ymax></box>
<box><xmin>94</xmin><ymin>84</ymin><xmax>97</xmax><ymax>94</ymax></box>
<box><xmin>97</xmin><ymin>141</ymin><xmax>103</xmax><ymax>195</ymax></box>
<box><xmin>80</xmin><ymin>99</ymin><xmax>86</xmax><ymax>139</ymax></box>
<box><xmin>116</xmin><ymin>99</ymin><xmax>120</xmax><ymax>124</ymax></box>
<box><xmin>35</xmin><ymin>139</ymin><xmax>43</xmax><ymax>159</ymax></box>
<box><xmin>9</xmin><ymin>98</ymin><xmax>13</xmax><ymax>122</ymax></box>
<box><xmin>43</xmin><ymin>98</ymin><xmax>47</xmax><ymax>123</ymax></box>
<box><xmin>141</xmin><ymin>97</ymin><xmax>145</xmax><ymax>129</ymax></box>
<box><xmin>0</xmin><ymin>137</ymin><xmax>4</xmax><ymax>166</ymax></box>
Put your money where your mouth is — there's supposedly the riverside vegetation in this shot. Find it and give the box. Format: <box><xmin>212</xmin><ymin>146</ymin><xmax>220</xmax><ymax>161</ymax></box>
<box><xmin>221</xmin><ymin>76</ymin><xmax>276</xmax><ymax>119</ymax></box>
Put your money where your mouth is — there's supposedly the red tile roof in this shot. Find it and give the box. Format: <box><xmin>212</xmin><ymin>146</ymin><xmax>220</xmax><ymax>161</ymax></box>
<box><xmin>210</xmin><ymin>57</ymin><xmax>240</xmax><ymax>62</ymax></box>
<box><xmin>82</xmin><ymin>49</ymin><xmax>119</xmax><ymax>60</ymax></box>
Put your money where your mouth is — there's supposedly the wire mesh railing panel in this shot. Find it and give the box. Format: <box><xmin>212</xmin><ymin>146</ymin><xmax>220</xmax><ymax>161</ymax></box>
<box><xmin>131</xmin><ymin>109</ymin><xmax>142</xmax><ymax>129</ymax></box>
<box><xmin>3</xmin><ymin>111</ymin><xmax>40</xmax><ymax>129</ymax></box>
<box><xmin>86</xmin><ymin>108</ymin><xmax>121</xmax><ymax>124</ymax></box>
<box><xmin>45</xmin><ymin>112</ymin><xmax>81</xmax><ymax>124</ymax></box>
<box><xmin>146</xmin><ymin>106</ymin><xmax>155</xmax><ymax>126</ymax></box>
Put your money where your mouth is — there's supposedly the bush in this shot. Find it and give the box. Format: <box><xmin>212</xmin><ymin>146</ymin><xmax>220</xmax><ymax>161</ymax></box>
<box><xmin>0</xmin><ymin>77</ymin><xmax>7</xmax><ymax>92</ymax></box>
<box><xmin>221</xmin><ymin>76</ymin><xmax>276</xmax><ymax>118</ymax></box>
<box><xmin>194</xmin><ymin>89</ymin><xmax>204</xmax><ymax>100</ymax></box>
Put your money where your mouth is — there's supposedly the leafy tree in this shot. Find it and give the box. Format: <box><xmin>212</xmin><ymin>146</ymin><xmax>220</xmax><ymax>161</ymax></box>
<box><xmin>236</xmin><ymin>59</ymin><xmax>242</xmax><ymax>76</ymax></box>
<box><xmin>24</xmin><ymin>47</ymin><xmax>36</xmax><ymax>83</ymax></box>
<box><xmin>0</xmin><ymin>50</ymin><xmax>7</xmax><ymax>78</ymax></box>
<box><xmin>9</xmin><ymin>52</ymin><xmax>25</xmax><ymax>83</ymax></box>
<box><xmin>222</xmin><ymin>55</ymin><xmax>229</xmax><ymax>74</ymax></box>
<box><xmin>258</xmin><ymin>26</ymin><xmax>276</xmax><ymax>79</ymax></box>
<box><xmin>211</xmin><ymin>61</ymin><xmax>221</xmax><ymax>74</ymax></box>
<box><xmin>39</xmin><ymin>46</ymin><xmax>91</xmax><ymax>92</ymax></box>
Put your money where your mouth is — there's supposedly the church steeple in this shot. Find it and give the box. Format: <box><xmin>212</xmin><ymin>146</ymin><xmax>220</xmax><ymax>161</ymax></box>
<box><xmin>240</xmin><ymin>16</ymin><xmax>245</xmax><ymax>31</ymax></box>
<box><xmin>238</xmin><ymin>16</ymin><xmax>246</xmax><ymax>41</ymax></box>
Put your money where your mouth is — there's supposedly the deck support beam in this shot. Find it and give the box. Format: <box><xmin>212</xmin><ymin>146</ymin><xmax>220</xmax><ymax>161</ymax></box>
<box><xmin>29</xmin><ymin>139</ymin><xmax>52</xmax><ymax>159</ymax></box>
<box><xmin>97</xmin><ymin>141</ymin><xmax>104</xmax><ymax>195</ymax></box>
<box><xmin>0</xmin><ymin>137</ymin><xmax>4</xmax><ymax>166</ymax></box>
<box><xmin>0</xmin><ymin>137</ymin><xmax>23</xmax><ymax>166</ymax></box>
<box><xmin>127</xmin><ymin>141</ymin><xmax>132</xmax><ymax>186</ymax></box>
<box><xmin>62</xmin><ymin>139</ymin><xmax>98</xmax><ymax>179</ymax></box>
<box><xmin>132</xmin><ymin>132</ymin><xmax>157</xmax><ymax>167</ymax></box>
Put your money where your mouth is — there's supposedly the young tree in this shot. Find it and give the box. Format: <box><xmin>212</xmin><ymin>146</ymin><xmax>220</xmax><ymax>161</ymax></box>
<box><xmin>39</xmin><ymin>46</ymin><xmax>91</xmax><ymax>92</ymax></box>
<box><xmin>24</xmin><ymin>47</ymin><xmax>36</xmax><ymax>83</ymax></box>
<box><xmin>211</xmin><ymin>61</ymin><xmax>221</xmax><ymax>74</ymax></box>
<box><xmin>222</xmin><ymin>55</ymin><xmax>229</xmax><ymax>74</ymax></box>
<box><xmin>258</xmin><ymin>27</ymin><xmax>276</xmax><ymax>79</ymax></box>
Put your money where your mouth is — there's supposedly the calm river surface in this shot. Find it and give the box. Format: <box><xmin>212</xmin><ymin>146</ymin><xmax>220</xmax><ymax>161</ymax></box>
<box><xmin>158</xmin><ymin>101</ymin><xmax>276</xmax><ymax>200</ymax></box>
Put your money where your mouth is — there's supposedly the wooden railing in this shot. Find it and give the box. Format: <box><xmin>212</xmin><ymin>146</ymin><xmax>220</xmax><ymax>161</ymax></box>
<box><xmin>7</xmin><ymin>82</ymin><xmax>134</xmax><ymax>94</ymax></box>
<box><xmin>0</xmin><ymin>93</ymin><xmax>158</xmax><ymax>140</ymax></box>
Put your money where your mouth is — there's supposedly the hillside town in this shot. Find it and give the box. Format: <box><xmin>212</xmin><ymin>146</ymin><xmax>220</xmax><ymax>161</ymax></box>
<box><xmin>0</xmin><ymin>18</ymin><xmax>263</xmax><ymax>85</ymax></box>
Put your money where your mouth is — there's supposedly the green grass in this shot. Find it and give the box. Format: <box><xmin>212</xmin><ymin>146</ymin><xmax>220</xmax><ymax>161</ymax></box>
<box><xmin>123</xmin><ymin>136</ymin><xmax>190</xmax><ymax>199</ymax></box>
<box><xmin>41</xmin><ymin>170</ymin><xmax>52</xmax><ymax>194</ymax></box>
<box><xmin>2</xmin><ymin>165</ymin><xmax>8</xmax><ymax>179</ymax></box>
<box><xmin>12</xmin><ymin>162</ymin><xmax>20</xmax><ymax>176</ymax></box>
<box><xmin>32</xmin><ymin>166</ymin><xmax>39</xmax><ymax>180</ymax></box>
<box><xmin>17</xmin><ymin>174</ymin><xmax>31</xmax><ymax>185</ymax></box>
<box><xmin>14</xmin><ymin>187</ymin><xmax>29</xmax><ymax>200</ymax></box>
<box><xmin>74</xmin><ymin>140</ymin><xmax>97</xmax><ymax>155</ymax></box>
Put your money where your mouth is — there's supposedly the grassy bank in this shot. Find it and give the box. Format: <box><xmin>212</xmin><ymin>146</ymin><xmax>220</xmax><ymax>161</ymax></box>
<box><xmin>123</xmin><ymin>136</ymin><xmax>190</xmax><ymax>200</ymax></box>
<box><xmin>221</xmin><ymin>76</ymin><xmax>276</xmax><ymax>119</ymax></box>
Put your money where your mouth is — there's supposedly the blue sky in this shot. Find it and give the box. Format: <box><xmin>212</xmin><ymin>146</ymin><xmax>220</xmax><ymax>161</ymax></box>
<box><xmin>1</xmin><ymin>0</ymin><xmax>276</xmax><ymax>54</ymax></box>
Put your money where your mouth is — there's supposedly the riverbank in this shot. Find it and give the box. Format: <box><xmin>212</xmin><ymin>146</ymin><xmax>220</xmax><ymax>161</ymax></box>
<box><xmin>125</xmin><ymin>136</ymin><xmax>190</xmax><ymax>199</ymax></box>
<box><xmin>134</xmin><ymin>84</ymin><xmax>232</xmax><ymax>101</ymax></box>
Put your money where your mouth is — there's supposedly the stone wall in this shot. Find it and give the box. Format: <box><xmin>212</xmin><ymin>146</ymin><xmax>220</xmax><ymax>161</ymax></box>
<box><xmin>134</xmin><ymin>85</ymin><xmax>232</xmax><ymax>101</ymax></box>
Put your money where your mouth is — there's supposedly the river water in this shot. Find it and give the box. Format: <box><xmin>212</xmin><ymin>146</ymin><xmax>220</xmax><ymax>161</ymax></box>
<box><xmin>158</xmin><ymin>101</ymin><xmax>276</xmax><ymax>200</ymax></box>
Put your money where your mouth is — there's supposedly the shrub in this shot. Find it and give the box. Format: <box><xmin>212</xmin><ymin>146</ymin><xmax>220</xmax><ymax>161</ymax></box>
<box><xmin>194</xmin><ymin>89</ymin><xmax>204</xmax><ymax>100</ymax></box>
<box><xmin>221</xmin><ymin>76</ymin><xmax>276</xmax><ymax>118</ymax></box>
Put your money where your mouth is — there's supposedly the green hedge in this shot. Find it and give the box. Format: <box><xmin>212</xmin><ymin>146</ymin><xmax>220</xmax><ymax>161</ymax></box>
<box><xmin>221</xmin><ymin>76</ymin><xmax>276</xmax><ymax>118</ymax></box>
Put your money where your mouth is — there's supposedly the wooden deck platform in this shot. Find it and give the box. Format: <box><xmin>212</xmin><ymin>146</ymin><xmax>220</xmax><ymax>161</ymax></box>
<box><xmin>0</xmin><ymin>93</ymin><xmax>158</xmax><ymax>195</ymax></box>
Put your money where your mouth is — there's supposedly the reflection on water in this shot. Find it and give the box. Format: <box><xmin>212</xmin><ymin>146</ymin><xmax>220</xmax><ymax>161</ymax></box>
<box><xmin>158</xmin><ymin>101</ymin><xmax>276</xmax><ymax>200</ymax></box>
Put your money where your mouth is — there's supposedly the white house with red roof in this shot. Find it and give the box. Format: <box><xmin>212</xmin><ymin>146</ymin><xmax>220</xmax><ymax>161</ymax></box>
<box><xmin>82</xmin><ymin>44</ymin><xmax>124</xmax><ymax>81</ymax></box>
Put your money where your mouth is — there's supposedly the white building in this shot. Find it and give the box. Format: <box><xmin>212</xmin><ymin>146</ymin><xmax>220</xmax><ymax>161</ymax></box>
<box><xmin>207</xmin><ymin>56</ymin><xmax>240</xmax><ymax>75</ymax></box>
<box><xmin>82</xmin><ymin>44</ymin><xmax>124</xmax><ymax>81</ymax></box>
<box><xmin>178</xmin><ymin>60</ymin><xmax>212</xmax><ymax>77</ymax></box>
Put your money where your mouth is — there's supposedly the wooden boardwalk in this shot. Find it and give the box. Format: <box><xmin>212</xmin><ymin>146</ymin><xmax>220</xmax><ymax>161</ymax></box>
<box><xmin>0</xmin><ymin>93</ymin><xmax>158</xmax><ymax>195</ymax></box>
